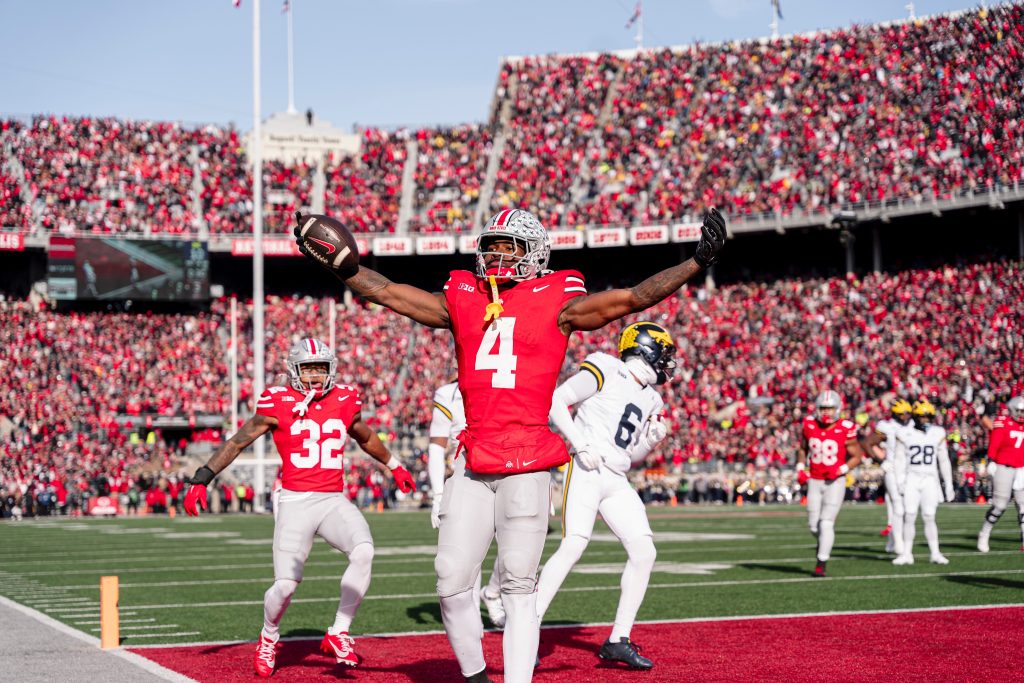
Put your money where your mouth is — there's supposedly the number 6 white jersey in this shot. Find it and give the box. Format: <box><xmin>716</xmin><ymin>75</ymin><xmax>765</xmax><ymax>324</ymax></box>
<box><xmin>893</xmin><ymin>424</ymin><xmax>948</xmax><ymax>479</ymax></box>
<box><xmin>571</xmin><ymin>352</ymin><xmax>663</xmax><ymax>475</ymax></box>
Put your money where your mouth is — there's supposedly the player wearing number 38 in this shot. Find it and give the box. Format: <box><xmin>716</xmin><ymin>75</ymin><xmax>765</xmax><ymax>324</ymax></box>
<box><xmin>293</xmin><ymin>207</ymin><xmax>727</xmax><ymax>683</ymax></box>
<box><xmin>181</xmin><ymin>338</ymin><xmax>417</xmax><ymax>677</ymax></box>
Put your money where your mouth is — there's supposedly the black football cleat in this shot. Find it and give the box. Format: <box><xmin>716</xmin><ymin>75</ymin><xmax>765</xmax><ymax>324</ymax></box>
<box><xmin>598</xmin><ymin>638</ymin><xmax>653</xmax><ymax>670</ymax></box>
<box><xmin>464</xmin><ymin>670</ymin><xmax>493</xmax><ymax>683</ymax></box>
<box><xmin>813</xmin><ymin>560</ymin><xmax>827</xmax><ymax>577</ymax></box>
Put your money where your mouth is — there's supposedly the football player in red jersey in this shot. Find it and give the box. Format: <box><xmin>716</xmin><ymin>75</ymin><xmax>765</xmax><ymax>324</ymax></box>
<box><xmin>977</xmin><ymin>395</ymin><xmax>1024</xmax><ymax>553</ymax></box>
<box><xmin>295</xmin><ymin>207</ymin><xmax>726</xmax><ymax>683</ymax></box>
<box><xmin>182</xmin><ymin>338</ymin><xmax>416</xmax><ymax>677</ymax></box>
<box><xmin>797</xmin><ymin>390</ymin><xmax>865</xmax><ymax>577</ymax></box>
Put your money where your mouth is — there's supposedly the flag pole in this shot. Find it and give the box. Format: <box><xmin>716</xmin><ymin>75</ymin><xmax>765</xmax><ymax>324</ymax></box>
<box><xmin>252</xmin><ymin>0</ymin><xmax>267</xmax><ymax>509</ymax></box>
<box><xmin>770</xmin><ymin>3</ymin><xmax>779</xmax><ymax>40</ymax></box>
<box><xmin>286</xmin><ymin>0</ymin><xmax>297</xmax><ymax>114</ymax></box>
<box><xmin>635</xmin><ymin>1</ymin><xmax>643</xmax><ymax>50</ymax></box>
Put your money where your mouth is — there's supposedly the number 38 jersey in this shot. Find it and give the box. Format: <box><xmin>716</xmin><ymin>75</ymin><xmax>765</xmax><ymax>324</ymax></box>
<box><xmin>573</xmin><ymin>352</ymin><xmax>663</xmax><ymax>475</ymax></box>
<box><xmin>256</xmin><ymin>385</ymin><xmax>362</xmax><ymax>492</ymax></box>
<box><xmin>893</xmin><ymin>424</ymin><xmax>948</xmax><ymax>479</ymax></box>
<box><xmin>802</xmin><ymin>416</ymin><xmax>858</xmax><ymax>480</ymax></box>
<box><xmin>443</xmin><ymin>269</ymin><xmax>586</xmax><ymax>475</ymax></box>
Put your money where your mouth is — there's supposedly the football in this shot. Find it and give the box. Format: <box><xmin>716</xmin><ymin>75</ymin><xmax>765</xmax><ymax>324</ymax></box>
<box><xmin>296</xmin><ymin>213</ymin><xmax>360</xmax><ymax>275</ymax></box>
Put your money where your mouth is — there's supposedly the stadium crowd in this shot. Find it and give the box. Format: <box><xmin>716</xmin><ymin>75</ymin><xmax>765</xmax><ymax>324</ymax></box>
<box><xmin>2</xmin><ymin>5</ymin><xmax>1022</xmax><ymax>236</ymax></box>
<box><xmin>1</xmin><ymin>255</ymin><xmax>1019</xmax><ymax>517</ymax></box>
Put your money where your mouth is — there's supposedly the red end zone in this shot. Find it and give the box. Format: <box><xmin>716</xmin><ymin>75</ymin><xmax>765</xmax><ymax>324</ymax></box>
<box><xmin>130</xmin><ymin>606</ymin><xmax>1024</xmax><ymax>682</ymax></box>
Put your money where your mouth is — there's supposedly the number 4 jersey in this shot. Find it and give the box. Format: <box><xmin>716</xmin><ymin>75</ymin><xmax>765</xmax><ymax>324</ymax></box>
<box><xmin>256</xmin><ymin>385</ymin><xmax>363</xmax><ymax>492</ymax></box>
<box><xmin>443</xmin><ymin>268</ymin><xmax>587</xmax><ymax>474</ymax></box>
<box><xmin>802</xmin><ymin>416</ymin><xmax>858</xmax><ymax>480</ymax></box>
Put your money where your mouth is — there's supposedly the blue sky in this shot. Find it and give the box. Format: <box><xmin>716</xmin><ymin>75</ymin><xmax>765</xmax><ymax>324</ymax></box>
<box><xmin>0</xmin><ymin>0</ymin><xmax>980</xmax><ymax>131</ymax></box>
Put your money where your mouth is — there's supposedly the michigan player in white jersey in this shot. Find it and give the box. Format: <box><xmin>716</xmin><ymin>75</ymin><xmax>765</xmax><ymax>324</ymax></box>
<box><xmin>891</xmin><ymin>400</ymin><xmax>955</xmax><ymax>566</ymax></box>
<box><xmin>429</xmin><ymin>381</ymin><xmax>506</xmax><ymax>629</ymax></box>
<box><xmin>866</xmin><ymin>399</ymin><xmax>913</xmax><ymax>554</ymax></box>
<box><xmin>537</xmin><ymin>322</ymin><xmax>675</xmax><ymax>670</ymax></box>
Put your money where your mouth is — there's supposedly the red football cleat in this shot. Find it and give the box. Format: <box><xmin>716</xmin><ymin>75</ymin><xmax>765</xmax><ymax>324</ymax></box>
<box><xmin>880</xmin><ymin>524</ymin><xmax>892</xmax><ymax>537</ymax></box>
<box><xmin>320</xmin><ymin>632</ymin><xmax>359</xmax><ymax>667</ymax></box>
<box><xmin>813</xmin><ymin>560</ymin><xmax>827</xmax><ymax>577</ymax></box>
<box><xmin>254</xmin><ymin>632</ymin><xmax>278</xmax><ymax>677</ymax></box>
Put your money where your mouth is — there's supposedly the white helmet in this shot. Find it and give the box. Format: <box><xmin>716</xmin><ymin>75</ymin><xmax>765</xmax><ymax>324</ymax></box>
<box><xmin>476</xmin><ymin>208</ymin><xmax>551</xmax><ymax>282</ymax></box>
<box><xmin>1008</xmin><ymin>395</ymin><xmax>1024</xmax><ymax>421</ymax></box>
<box><xmin>286</xmin><ymin>338</ymin><xmax>337</xmax><ymax>397</ymax></box>
<box><xmin>814</xmin><ymin>390</ymin><xmax>843</xmax><ymax>420</ymax></box>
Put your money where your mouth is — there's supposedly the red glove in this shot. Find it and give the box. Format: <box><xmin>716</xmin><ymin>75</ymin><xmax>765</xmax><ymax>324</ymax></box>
<box><xmin>392</xmin><ymin>466</ymin><xmax>416</xmax><ymax>493</ymax></box>
<box><xmin>183</xmin><ymin>484</ymin><xmax>209</xmax><ymax>516</ymax></box>
<box><xmin>797</xmin><ymin>468</ymin><xmax>810</xmax><ymax>485</ymax></box>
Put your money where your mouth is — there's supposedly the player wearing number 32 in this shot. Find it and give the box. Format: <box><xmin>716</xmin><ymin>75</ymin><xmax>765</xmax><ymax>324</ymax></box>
<box><xmin>294</xmin><ymin>207</ymin><xmax>727</xmax><ymax>683</ymax></box>
<box><xmin>891</xmin><ymin>400</ymin><xmax>954</xmax><ymax>566</ymax></box>
<box><xmin>537</xmin><ymin>322</ymin><xmax>675</xmax><ymax>670</ymax></box>
<box><xmin>181</xmin><ymin>338</ymin><xmax>416</xmax><ymax>677</ymax></box>
<box><xmin>798</xmin><ymin>391</ymin><xmax>865</xmax><ymax>578</ymax></box>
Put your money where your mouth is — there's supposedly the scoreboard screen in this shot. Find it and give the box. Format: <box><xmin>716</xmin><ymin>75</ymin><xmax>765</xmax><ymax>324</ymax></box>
<box><xmin>48</xmin><ymin>237</ymin><xmax>209</xmax><ymax>301</ymax></box>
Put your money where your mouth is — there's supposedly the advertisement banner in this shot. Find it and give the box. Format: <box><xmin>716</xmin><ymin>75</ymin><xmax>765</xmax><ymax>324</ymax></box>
<box><xmin>88</xmin><ymin>495</ymin><xmax>120</xmax><ymax>516</ymax></box>
<box><xmin>586</xmin><ymin>228</ymin><xmax>628</xmax><ymax>249</ymax></box>
<box><xmin>230</xmin><ymin>238</ymin><xmax>301</xmax><ymax>257</ymax></box>
<box><xmin>671</xmin><ymin>222</ymin><xmax>702</xmax><ymax>243</ymax></box>
<box><xmin>549</xmin><ymin>230</ymin><xmax>585</xmax><ymax>250</ymax></box>
<box><xmin>629</xmin><ymin>225</ymin><xmax>669</xmax><ymax>246</ymax></box>
<box><xmin>415</xmin><ymin>235</ymin><xmax>456</xmax><ymax>255</ymax></box>
<box><xmin>371</xmin><ymin>237</ymin><xmax>413</xmax><ymax>256</ymax></box>
<box><xmin>0</xmin><ymin>233</ymin><xmax>25</xmax><ymax>251</ymax></box>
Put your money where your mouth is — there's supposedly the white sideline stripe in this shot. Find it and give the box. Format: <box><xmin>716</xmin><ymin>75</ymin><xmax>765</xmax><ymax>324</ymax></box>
<box><xmin>76</xmin><ymin>618</ymin><xmax>156</xmax><ymax>625</ymax></box>
<box><xmin>91</xmin><ymin>625</ymin><xmax>182</xmax><ymax>632</ymax></box>
<box><xmin>127</xmin><ymin>602</ymin><xmax>1024</xmax><ymax>649</ymax></box>
<box><xmin>123</xmin><ymin>632</ymin><xmax>202</xmax><ymax>640</ymax></box>
<box><xmin>0</xmin><ymin>594</ymin><xmax>198</xmax><ymax>683</ymax></box>
<box><xmin>96</xmin><ymin>568</ymin><xmax>1024</xmax><ymax>611</ymax></box>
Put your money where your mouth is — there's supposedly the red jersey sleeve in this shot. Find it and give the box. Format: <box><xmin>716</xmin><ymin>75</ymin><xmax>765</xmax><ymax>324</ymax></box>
<box><xmin>559</xmin><ymin>270</ymin><xmax>587</xmax><ymax>306</ymax></box>
<box><xmin>988</xmin><ymin>420</ymin><xmax>1006</xmax><ymax>459</ymax></box>
<box><xmin>801</xmin><ymin>416</ymin><xmax>815</xmax><ymax>440</ymax></box>
<box><xmin>841</xmin><ymin>420</ymin><xmax>858</xmax><ymax>442</ymax></box>
<box><xmin>255</xmin><ymin>387</ymin><xmax>282</xmax><ymax>419</ymax></box>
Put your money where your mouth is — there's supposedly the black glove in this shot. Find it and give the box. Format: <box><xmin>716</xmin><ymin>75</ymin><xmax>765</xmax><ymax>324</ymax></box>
<box><xmin>694</xmin><ymin>207</ymin><xmax>727</xmax><ymax>269</ymax></box>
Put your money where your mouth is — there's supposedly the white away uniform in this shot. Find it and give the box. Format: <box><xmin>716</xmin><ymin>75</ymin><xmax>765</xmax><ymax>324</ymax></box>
<box><xmin>892</xmin><ymin>423</ymin><xmax>953</xmax><ymax>564</ymax></box>
<box><xmin>537</xmin><ymin>352</ymin><xmax>664</xmax><ymax>643</ymax></box>
<box><xmin>875</xmin><ymin>418</ymin><xmax>906</xmax><ymax>553</ymax></box>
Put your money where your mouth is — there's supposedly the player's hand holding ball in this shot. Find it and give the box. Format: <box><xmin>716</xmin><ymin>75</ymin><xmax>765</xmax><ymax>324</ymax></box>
<box><xmin>294</xmin><ymin>212</ymin><xmax>360</xmax><ymax>279</ymax></box>
<box><xmin>576</xmin><ymin>443</ymin><xmax>604</xmax><ymax>470</ymax></box>
<box><xmin>694</xmin><ymin>207</ymin><xmax>727</xmax><ymax>269</ymax></box>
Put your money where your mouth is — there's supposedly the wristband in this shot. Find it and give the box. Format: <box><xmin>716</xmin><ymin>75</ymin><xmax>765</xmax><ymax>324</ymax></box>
<box><xmin>190</xmin><ymin>466</ymin><xmax>216</xmax><ymax>485</ymax></box>
<box><xmin>386</xmin><ymin>456</ymin><xmax>402</xmax><ymax>471</ymax></box>
<box><xmin>838</xmin><ymin>463</ymin><xmax>849</xmax><ymax>475</ymax></box>
<box><xmin>796</xmin><ymin>462</ymin><xmax>805</xmax><ymax>471</ymax></box>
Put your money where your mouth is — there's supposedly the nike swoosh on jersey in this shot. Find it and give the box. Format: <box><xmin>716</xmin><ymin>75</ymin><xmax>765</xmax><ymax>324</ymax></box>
<box><xmin>532</xmin><ymin>285</ymin><xmax>550</xmax><ymax>292</ymax></box>
<box><xmin>522</xmin><ymin>459</ymin><xmax>538</xmax><ymax>466</ymax></box>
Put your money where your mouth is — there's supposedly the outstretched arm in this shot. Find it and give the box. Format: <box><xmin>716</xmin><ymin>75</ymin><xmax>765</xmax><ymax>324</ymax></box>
<box><xmin>349</xmin><ymin>412</ymin><xmax>417</xmax><ymax>493</ymax></box>
<box><xmin>558</xmin><ymin>208</ymin><xmax>726</xmax><ymax>333</ymax></box>
<box><xmin>204</xmin><ymin>414</ymin><xmax>278</xmax><ymax>475</ymax></box>
<box><xmin>343</xmin><ymin>266</ymin><xmax>450</xmax><ymax>329</ymax></box>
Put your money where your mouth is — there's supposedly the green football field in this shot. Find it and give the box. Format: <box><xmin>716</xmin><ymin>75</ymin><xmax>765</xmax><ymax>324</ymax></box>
<box><xmin>1</xmin><ymin>504</ymin><xmax>1022</xmax><ymax>647</ymax></box>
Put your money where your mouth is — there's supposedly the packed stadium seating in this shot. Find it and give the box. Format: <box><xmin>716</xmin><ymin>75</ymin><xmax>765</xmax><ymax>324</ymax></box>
<box><xmin>2</xmin><ymin>258</ymin><xmax>1019</xmax><ymax>514</ymax></box>
<box><xmin>2</xmin><ymin>5</ymin><xmax>1021</xmax><ymax>236</ymax></box>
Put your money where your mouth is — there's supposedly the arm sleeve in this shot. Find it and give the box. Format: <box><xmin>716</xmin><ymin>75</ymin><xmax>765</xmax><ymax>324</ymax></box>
<box><xmin>427</xmin><ymin>442</ymin><xmax>447</xmax><ymax>497</ymax></box>
<box><xmin>549</xmin><ymin>369</ymin><xmax>600</xmax><ymax>453</ymax></box>
<box><xmin>937</xmin><ymin>434</ymin><xmax>953</xmax><ymax>490</ymax></box>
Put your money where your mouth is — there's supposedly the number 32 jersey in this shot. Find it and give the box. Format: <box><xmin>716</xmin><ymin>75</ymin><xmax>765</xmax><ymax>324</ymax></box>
<box><xmin>256</xmin><ymin>385</ymin><xmax>362</xmax><ymax>492</ymax></box>
<box><xmin>443</xmin><ymin>269</ymin><xmax>586</xmax><ymax>475</ymax></box>
<box><xmin>802</xmin><ymin>416</ymin><xmax>858</xmax><ymax>480</ymax></box>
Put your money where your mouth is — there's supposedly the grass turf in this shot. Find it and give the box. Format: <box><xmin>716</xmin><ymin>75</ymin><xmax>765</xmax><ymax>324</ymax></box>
<box><xmin>1</xmin><ymin>503</ymin><xmax>1022</xmax><ymax>646</ymax></box>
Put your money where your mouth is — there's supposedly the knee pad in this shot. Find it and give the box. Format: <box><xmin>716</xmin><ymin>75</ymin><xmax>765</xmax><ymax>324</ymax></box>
<box><xmin>622</xmin><ymin>535</ymin><xmax>656</xmax><ymax>569</ymax></box>
<box><xmin>558</xmin><ymin>534</ymin><xmax>590</xmax><ymax>564</ymax></box>
<box><xmin>500</xmin><ymin>548</ymin><xmax>540</xmax><ymax>595</ymax></box>
<box><xmin>348</xmin><ymin>541</ymin><xmax>374</xmax><ymax>568</ymax></box>
<box><xmin>922</xmin><ymin>514</ymin><xmax>936</xmax><ymax>524</ymax></box>
<box><xmin>985</xmin><ymin>506</ymin><xmax>1004</xmax><ymax>525</ymax></box>
<box><xmin>818</xmin><ymin>519</ymin><xmax>834</xmax><ymax>534</ymax></box>
<box><xmin>435</xmin><ymin>545</ymin><xmax>478</xmax><ymax>598</ymax></box>
<box><xmin>270</xmin><ymin>578</ymin><xmax>298</xmax><ymax>600</ymax></box>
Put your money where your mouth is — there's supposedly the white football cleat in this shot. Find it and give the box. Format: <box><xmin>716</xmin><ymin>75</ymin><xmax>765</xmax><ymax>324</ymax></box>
<box><xmin>892</xmin><ymin>554</ymin><xmax>915</xmax><ymax>566</ymax></box>
<box><xmin>930</xmin><ymin>554</ymin><xmax>949</xmax><ymax>565</ymax></box>
<box><xmin>977</xmin><ymin>533</ymin><xmax>990</xmax><ymax>553</ymax></box>
<box><xmin>481</xmin><ymin>589</ymin><xmax>506</xmax><ymax>629</ymax></box>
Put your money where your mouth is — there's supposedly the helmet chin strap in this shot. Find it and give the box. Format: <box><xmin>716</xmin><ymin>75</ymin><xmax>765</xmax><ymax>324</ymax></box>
<box><xmin>625</xmin><ymin>357</ymin><xmax>658</xmax><ymax>386</ymax></box>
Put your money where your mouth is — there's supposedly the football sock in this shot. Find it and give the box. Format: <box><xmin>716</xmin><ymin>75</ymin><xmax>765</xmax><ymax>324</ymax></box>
<box><xmin>922</xmin><ymin>514</ymin><xmax>940</xmax><ymax>556</ymax></box>
<box><xmin>885</xmin><ymin>493</ymin><xmax>895</xmax><ymax>528</ymax></box>
<box><xmin>502</xmin><ymin>592</ymin><xmax>539</xmax><ymax>683</ymax></box>
<box><xmin>816</xmin><ymin>519</ymin><xmax>835</xmax><ymax>562</ymax></box>
<box><xmin>903</xmin><ymin>512</ymin><xmax>917</xmax><ymax>553</ymax></box>
<box><xmin>535</xmin><ymin>535</ymin><xmax>587</xmax><ymax>621</ymax></box>
<box><xmin>262</xmin><ymin>578</ymin><xmax>298</xmax><ymax>640</ymax></box>
<box><xmin>611</xmin><ymin>535</ymin><xmax>656</xmax><ymax>642</ymax></box>
<box><xmin>440</xmin><ymin>589</ymin><xmax>486</xmax><ymax>677</ymax></box>
<box><xmin>329</xmin><ymin>542</ymin><xmax>373</xmax><ymax>635</ymax></box>
<box><xmin>891</xmin><ymin>519</ymin><xmax>905</xmax><ymax>555</ymax></box>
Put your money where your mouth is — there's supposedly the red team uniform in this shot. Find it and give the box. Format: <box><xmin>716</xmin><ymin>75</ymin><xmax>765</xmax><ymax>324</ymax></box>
<box><xmin>978</xmin><ymin>410</ymin><xmax>1024</xmax><ymax>553</ymax></box>
<box><xmin>989</xmin><ymin>416</ymin><xmax>1024</xmax><ymax>468</ymax></box>
<box><xmin>255</xmin><ymin>384</ymin><xmax>363</xmax><ymax>491</ymax></box>
<box><xmin>443</xmin><ymin>269</ymin><xmax>587</xmax><ymax>474</ymax></box>
<box><xmin>802</xmin><ymin>416</ymin><xmax>858</xmax><ymax>480</ymax></box>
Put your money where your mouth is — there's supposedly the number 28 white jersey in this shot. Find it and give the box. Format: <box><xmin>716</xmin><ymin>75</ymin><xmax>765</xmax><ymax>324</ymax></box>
<box><xmin>572</xmin><ymin>352</ymin><xmax>663</xmax><ymax>475</ymax></box>
<box><xmin>893</xmin><ymin>424</ymin><xmax>948</xmax><ymax>479</ymax></box>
